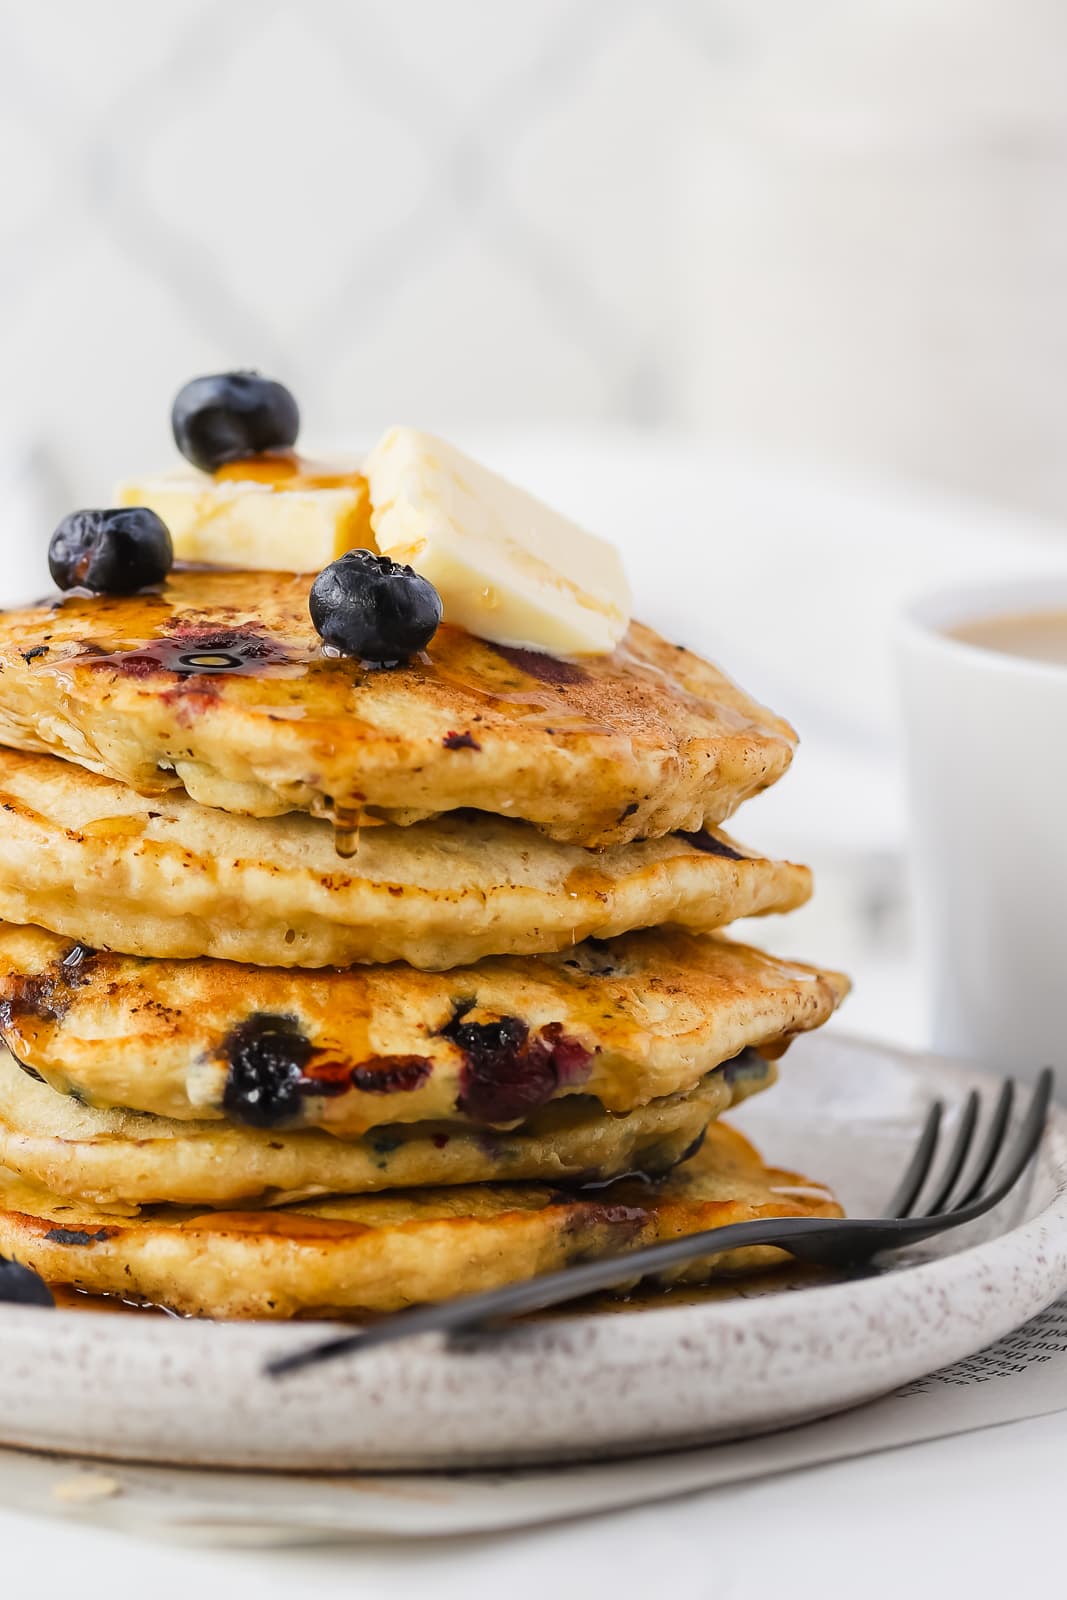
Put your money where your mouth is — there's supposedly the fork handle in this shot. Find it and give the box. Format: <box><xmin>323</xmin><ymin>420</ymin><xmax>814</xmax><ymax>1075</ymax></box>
<box><xmin>268</xmin><ymin>1214</ymin><xmax>851</xmax><ymax>1376</ymax></box>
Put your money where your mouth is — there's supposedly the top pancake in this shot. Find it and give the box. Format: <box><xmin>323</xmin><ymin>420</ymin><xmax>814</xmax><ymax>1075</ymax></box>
<box><xmin>0</xmin><ymin>568</ymin><xmax>795</xmax><ymax>846</ymax></box>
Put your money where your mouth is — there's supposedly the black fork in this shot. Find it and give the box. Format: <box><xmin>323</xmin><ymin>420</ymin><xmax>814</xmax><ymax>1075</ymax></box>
<box><xmin>267</xmin><ymin>1069</ymin><xmax>1053</xmax><ymax>1378</ymax></box>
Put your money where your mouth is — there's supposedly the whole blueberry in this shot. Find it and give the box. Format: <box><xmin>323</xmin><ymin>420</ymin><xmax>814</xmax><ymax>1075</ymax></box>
<box><xmin>0</xmin><ymin>1255</ymin><xmax>54</xmax><ymax>1307</ymax></box>
<box><xmin>222</xmin><ymin>1014</ymin><xmax>316</xmax><ymax>1129</ymax></box>
<box><xmin>48</xmin><ymin>508</ymin><xmax>173</xmax><ymax>595</ymax></box>
<box><xmin>309</xmin><ymin>550</ymin><xmax>442</xmax><ymax>664</ymax></box>
<box><xmin>171</xmin><ymin>371</ymin><xmax>300</xmax><ymax>472</ymax></box>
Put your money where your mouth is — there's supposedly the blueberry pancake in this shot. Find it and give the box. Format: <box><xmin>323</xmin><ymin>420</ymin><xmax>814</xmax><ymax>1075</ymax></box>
<box><xmin>0</xmin><ymin>923</ymin><xmax>847</xmax><ymax>1131</ymax></box>
<box><xmin>0</xmin><ymin>394</ymin><xmax>850</xmax><ymax>1329</ymax></box>
<box><xmin>0</xmin><ymin>750</ymin><xmax>811</xmax><ymax>969</ymax></box>
<box><xmin>0</xmin><ymin>568</ymin><xmax>795</xmax><ymax>847</ymax></box>
<box><xmin>0</xmin><ymin>1048</ymin><xmax>764</xmax><ymax>1206</ymax></box>
<box><xmin>0</xmin><ymin>1121</ymin><xmax>841</xmax><ymax>1319</ymax></box>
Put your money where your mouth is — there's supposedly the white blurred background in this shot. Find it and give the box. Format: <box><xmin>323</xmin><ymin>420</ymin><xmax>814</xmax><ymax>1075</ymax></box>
<box><xmin>3</xmin><ymin>0</ymin><xmax>1067</xmax><ymax>512</ymax></box>
<box><xmin>3</xmin><ymin>0</ymin><xmax>1067</xmax><ymax>1045</ymax></box>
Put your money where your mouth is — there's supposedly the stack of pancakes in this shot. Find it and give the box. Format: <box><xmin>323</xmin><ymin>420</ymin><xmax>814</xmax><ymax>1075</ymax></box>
<box><xmin>0</xmin><ymin>569</ymin><xmax>847</xmax><ymax>1318</ymax></box>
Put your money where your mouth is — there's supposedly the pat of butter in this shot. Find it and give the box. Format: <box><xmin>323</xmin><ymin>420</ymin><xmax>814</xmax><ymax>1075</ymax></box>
<box><xmin>115</xmin><ymin>465</ymin><xmax>373</xmax><ymax>573</ymax></box>
<box><xmin>363</xmin><ymin>428</ymin><xmax>631</xmax><ymax>655</ymax></box>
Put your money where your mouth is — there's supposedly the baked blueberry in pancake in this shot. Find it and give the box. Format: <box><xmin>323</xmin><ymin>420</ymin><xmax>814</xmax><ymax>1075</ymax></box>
<box><xmin>0</xmin><ymin>750</ymin><xmax>812</xmax><ymax>968</ymax></box>
<box><xmin>0</xmin><ymin>568</ymin><xmax>795</xmax><ymax>847</ymax></box>
<box><xmin>0</xmin><ymin>1048</ymin><xmax>768</xmax><ymax>1206</ymax></box>
<box><xmin>0</xmin><ymin>1121</ymin><xmax>842</xmax><ymax>1319</ymax></box>
<box><xmin>0</xmin><ymin>922</ymin><xmax>847</xmax><ymax>1131</ymax></box>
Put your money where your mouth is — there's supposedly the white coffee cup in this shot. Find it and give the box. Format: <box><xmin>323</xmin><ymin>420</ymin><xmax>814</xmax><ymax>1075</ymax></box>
<box><xmin>897</xmin><ymin>577</ymin><xmax>1067</xmax><ymax>1081</ymax></box>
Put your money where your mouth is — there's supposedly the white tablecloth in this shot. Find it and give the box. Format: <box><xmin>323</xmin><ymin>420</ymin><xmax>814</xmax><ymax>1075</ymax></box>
<box><xmin>3</xmin><ymin>1407</ymin><xmax>1063</xmax><ymax>1600</ymax></box>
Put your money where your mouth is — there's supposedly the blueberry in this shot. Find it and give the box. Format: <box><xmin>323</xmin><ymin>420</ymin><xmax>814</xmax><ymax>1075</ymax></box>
<box><xmin>445</xmin><ymin>1015</ymin><xmax>558</xmax><ymax>1124</ymax></box>
<box><xmin>172</xmin><ymin>371</ymin><xmax>300</xmax><ymax>472</ymax></box>
<box><xmin>309</xmin><ymin>550</ymin><xmax>442</xmax><ymax>664</ymax></box>
<box><xmin>0</xmin><ymin>1254</ymin><xmax>54</xmax><ymax>1307</ymax></box>
<box><xmin>221</xmin><ymin>1013</ymin><xmax>316</xmax><ymax>1128</ymax></box>
<box><xmin>48</xmin><ymin>508</ymin><xmax>173</xmax><ymax>596</ymax></box>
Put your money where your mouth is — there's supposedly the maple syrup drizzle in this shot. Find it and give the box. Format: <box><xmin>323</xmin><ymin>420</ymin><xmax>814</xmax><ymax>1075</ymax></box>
<box><xmin>562</xmin><ymin>863</ymin><xmax>614</xmax><ymax>900</ymax></box>
<box><xmin>213</xmin><ymin>452</ymin><xmax>366</xmax><ymax>493</ymax></box>
<box><xmin>332</xmin><ymin>805</ymin><xmax>362</xmax><ymax>859</ymax></box>
<box><xmin>29</xmin><ymin>573</ymin><xmax>778</xmax><ymax>865</ymax></box>
<box><xmin>75</xmin><ymin>629</ymin><xmax>312</xmax><ymax>679</ymax></box>
<box><xmin>34</xmin><ymin>572</ymin><xmax>780</xmax><ymax>764</ymax></box>
<box><xmin>43</xmin><ymin>579</ymin><xmax>635</xmax><ymax>743</ymax></box>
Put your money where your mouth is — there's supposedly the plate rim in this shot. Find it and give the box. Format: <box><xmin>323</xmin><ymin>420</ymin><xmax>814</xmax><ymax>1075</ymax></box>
<box><xmin>2</xmin><ymin>1032</ymin><xmax>1066</xmax><ymax>1469</ymax></box>
<box><xmin>3</xmin><ymin>1033</ymin><xmax>1065</xmax><ymax>1360</ymax></box>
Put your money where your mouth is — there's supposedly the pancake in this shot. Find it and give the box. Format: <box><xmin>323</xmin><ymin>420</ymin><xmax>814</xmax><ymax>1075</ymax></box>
<box><xmin>0</xmin><ymin>1121</ymin><xmax>842</xmax><ymax>1318</ymax></box>
<box><xmin>0</xmin><ymin>1048</ymin><xmax>764</xmax><ymax>1205</ymax></box>
<box><xmin>0</xmin><ymin>923</ymin><xmax>846</xmax><ymax>1130</ymax></box>
<box><xmin>0</xmin><ymin>750</ymin><xmax>812</xmax><ymax>969</ymax></box>
<box><xmin>0</xmin><ymin>568</ymin><xmax>795</xmax><ymax>846</ymax></box>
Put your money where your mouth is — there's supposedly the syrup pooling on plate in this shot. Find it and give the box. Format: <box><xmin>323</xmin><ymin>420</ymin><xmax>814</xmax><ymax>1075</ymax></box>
<box><xmin>548</xmin><ymin>1262</ymin><xmax>848</xmax><ymax>1317</ymax></box>
<box><xmin>50</xmin><ymin>1285</ymin><xmax>178</xmax><ymax>1317</ymax></box>
<box><xmin>48</xmin><ymin>1264</ymin><xmax>845</xmax><ymax>1321</ymax></box>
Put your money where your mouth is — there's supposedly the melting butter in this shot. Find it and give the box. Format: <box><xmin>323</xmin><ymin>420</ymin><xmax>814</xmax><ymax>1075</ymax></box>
<box><xmin>363</xmin><ymin>427</ymin><xmax>631</xmax><ymax>656</ymax></box>
<box><xmin>116</xmin><ymin>456</ymin><xmax>373</xmax><ymax>573</ymax></box>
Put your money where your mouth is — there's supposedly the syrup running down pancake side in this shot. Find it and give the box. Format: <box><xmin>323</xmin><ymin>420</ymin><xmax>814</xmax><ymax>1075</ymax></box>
<box><xmin>0</xmin><ymin>750</ymin><xmax>815</xmax><ymax>969</ymax></box>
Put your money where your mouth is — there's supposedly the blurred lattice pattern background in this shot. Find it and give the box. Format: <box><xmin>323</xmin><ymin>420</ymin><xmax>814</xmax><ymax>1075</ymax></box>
<box><xmin>2</xmin><ymin>0</ymin><xmax>1066</xmax><ymax>520</ymax></box>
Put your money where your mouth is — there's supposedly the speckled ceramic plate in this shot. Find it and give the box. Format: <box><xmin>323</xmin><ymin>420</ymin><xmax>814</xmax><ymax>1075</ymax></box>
<box><xmin>1</xmin><ymin>1031</ymin><xmax>1065</xmax><ymax>1471</ymax></box>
